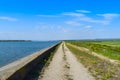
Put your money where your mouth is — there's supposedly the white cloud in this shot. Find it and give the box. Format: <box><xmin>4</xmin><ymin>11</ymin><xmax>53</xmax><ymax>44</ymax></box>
<box><xmin>65</xmin><ymin>21</ymin><xmax>83</xmax><ymax>26</ymax></box>
<box><xmin>37</xmin><ymin>11</ymin><xmax>120</xmax><ymax>27</ymax></box>
<box><xmin>85</xmin><ymin>25</ymin><xmax>93</xmax><ymax>29</ymax></box>
<box><xmin>77</xmin><ymin>16</ymin><xmax>110</xmax><ymax>25</ymax></box>
<box><xmin>0</xmin><ymin>16</ymin><xmax>18</xmax><ymax>21</ymax></box>
<box><xmin>62</xmin><ymin>12</ymin><xmax>109</xmax><ymax>25</ymax></box>
<box><xmin>97</xmin><ymin>13</ymin><xmax>120</xmax><ymax>20</ymax></box>
<box><xmin>62</xmin><ymin>12</ymin><xmax>118</xmax><ymax>25</ymax></box>
<box><xmin>37</xmin><ymin>15</ymin><xmax>58</xmax><ymax>17</ymax></box>
<box><xmin>62</xmin><ymin>12</ymin><xmax>85</xmax><ymax>17</ymax></box>
<box><xmin>76</xmin><ymin>10</ymin><xmax>91</xmax><ymax>13</ymax></box>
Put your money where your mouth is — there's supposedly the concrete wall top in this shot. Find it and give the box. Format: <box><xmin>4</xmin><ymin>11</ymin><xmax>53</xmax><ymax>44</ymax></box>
<box><xmin>0</xmin><ymin>43</ymin><xmax>59</xmax><ymax>80</ymax></box>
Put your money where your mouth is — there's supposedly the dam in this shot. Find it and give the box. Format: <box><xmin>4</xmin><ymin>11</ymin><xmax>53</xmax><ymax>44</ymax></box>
<box><xmin>0</xmin><ymin>41</ymin><xmax>60</xmax><ymax>80</ymax></box>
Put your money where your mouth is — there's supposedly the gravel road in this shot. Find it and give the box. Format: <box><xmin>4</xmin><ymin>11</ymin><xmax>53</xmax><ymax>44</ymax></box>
<box><xmin>39</xmin><ymin>43</ymin><xmax>95</xmax><ymax>80</ymax></box>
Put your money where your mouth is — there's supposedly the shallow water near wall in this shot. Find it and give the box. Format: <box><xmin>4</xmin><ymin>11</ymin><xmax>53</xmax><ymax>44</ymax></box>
<box><xmin>0</xmin><ymin>41</ymin><xmax>58</xmax><ymax>67</ymax></box>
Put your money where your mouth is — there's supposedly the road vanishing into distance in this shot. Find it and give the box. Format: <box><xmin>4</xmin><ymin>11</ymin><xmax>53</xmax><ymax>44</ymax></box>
<box><xmin>39</xmin><ymin>42</ymin><xmax>95</xmax><ymax>80</ymax></box>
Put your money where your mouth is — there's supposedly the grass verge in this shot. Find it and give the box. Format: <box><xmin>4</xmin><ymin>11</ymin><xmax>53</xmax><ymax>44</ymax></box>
<box><xmin>67</xmin><ymin>41</ymin><xmax>120</xmax><ymax>60</ymax></box>
<box><xmin>66</xmin><ymin>43</ymin><xmax>120</xmax><ymax>80</ymax></box>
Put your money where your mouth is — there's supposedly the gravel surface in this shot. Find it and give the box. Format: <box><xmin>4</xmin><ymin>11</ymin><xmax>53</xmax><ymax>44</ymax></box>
<box><xmin>39</xmin><ymin>43</ymin><xmax>95</xmax><ymax>80</ymax></box>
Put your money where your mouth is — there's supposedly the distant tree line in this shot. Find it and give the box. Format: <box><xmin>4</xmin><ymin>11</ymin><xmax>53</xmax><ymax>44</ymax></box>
<box><xmin>0</xmin><ymin>40</ymin><xmax>32</xmax><ymax>42</ymax></box>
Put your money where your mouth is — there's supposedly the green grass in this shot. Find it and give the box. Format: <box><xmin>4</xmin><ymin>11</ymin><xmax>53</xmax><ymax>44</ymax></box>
<box><xmin>66</xmin><ymin>43</ymin><xmax>120</xmax><ymax>80</ymax></box>
<box><xmin>66</xmin><ymin>41</ymin><xmax>120</xmax><ymax>60</ymax></box>
<box><xmin>94</xmin><ymin>41</ymin><xmax>120</xmax><ymax>46</ymax></box>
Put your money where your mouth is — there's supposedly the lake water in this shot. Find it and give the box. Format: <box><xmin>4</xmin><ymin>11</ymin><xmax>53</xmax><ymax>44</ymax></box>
<box><xmin>0</xmin><ymin>41</ymin><xmax>58</xmax><ymax>67</ymax></box>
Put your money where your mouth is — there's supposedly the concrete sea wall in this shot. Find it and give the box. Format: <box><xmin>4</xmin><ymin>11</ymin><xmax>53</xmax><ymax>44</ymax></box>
<box><xmin>0</xmin><ymin>43</ymin><xmax>59</xmax><ymax>80</ymax></box>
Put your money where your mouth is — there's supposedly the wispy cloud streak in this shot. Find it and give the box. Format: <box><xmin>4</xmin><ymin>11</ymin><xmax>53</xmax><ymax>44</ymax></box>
<box><xmin>0</xmin><ymin>16</ymin><xmax>18</xmax><ymax>21</ymax></box>
<box><xmin>76</xmin><ymin>10</ymin><xmax>91</xmax><ymax>13</ymax></box>
<box><xmin>37</xmin><ymin>15</ymin><xmax>59</xmax><ymax>17</ymax></box>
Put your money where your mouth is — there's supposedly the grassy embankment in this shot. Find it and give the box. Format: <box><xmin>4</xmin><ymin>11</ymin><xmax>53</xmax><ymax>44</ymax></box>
<box><xmin>94</xmin><ymin>40</ymin><xmax>120</xmax><ymax>46</ymax></box>
<box><xmin>66</xmin><ymin>42</ymin><xmax>120</xmax><ymax>80</ymax></box>
<box><xmin>67</xmin><ymin>41</ymin><xmax>120</xmax><ymax>60</ymax></box>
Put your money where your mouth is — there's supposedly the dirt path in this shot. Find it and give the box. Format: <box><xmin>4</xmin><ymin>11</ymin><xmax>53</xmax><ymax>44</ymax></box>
<box><xmin>63</xmin><ymin>43</ymin><xmax>95</xmax><ymax>80</ymax></box>
<box><xmin>39</xmin><ymin>43</ymin><xmax>66</xmax><ymax>80</ymax></box>
<box><xmin>39</xmin><ymin>43</ymin><xmax>95</xmax><ymax>80</ymax></box>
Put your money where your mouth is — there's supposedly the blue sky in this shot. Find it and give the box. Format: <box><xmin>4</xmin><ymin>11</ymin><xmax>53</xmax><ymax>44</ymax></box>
<box><xmin>0</xmin><ymin>0</ymin><xmax>120</xmax><ymax>40</ymax></box>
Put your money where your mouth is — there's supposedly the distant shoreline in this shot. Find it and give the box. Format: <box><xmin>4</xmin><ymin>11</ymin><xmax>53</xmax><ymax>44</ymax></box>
<box><xmin>0</xmin><ymin>40</ymin><xmax>32</xmax><ymax>42</ymax></box>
